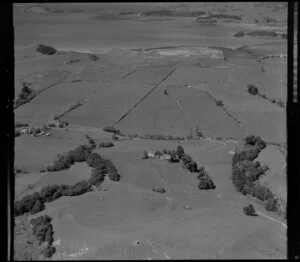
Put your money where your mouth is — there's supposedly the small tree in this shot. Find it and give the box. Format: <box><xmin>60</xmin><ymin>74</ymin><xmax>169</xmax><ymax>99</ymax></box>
<box><xmin>142</xmin><ymin>151</ymin><xmax>149</xmax><ymax>159</ymax></box>
<box><xmin>216</xmin><ymin>100</ymin><xmax>223</xmax><ymax>106</ymax></box>
<box><xmin>176</xmin><ymin>145</ymin><xmax>184</xmax><ymax>159</ymax></box>
<box><xmin>89</xmin><ymin>54</ymin><xmax>99</xmax><ymax>61</ymax></box>
<box><xmin>265</xmin><ymin>197</ymin><xmax>278</xmax><ymax>211</ymax></box>
<box><xmin>243</xmin><ymin>204</ymin><xmax>257</xmax><ymax>216</ymax></box>
<box><xmin>247</xmin><ymin>84</ymin><xmax>259</xmax><ymax>95</ymax></box>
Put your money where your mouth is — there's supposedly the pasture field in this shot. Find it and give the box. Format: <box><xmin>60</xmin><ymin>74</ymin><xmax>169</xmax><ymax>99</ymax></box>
<box><xmin>13</xmin><ymin>2</ymin><xmax>287</xmax><ymax>260</ymax></box>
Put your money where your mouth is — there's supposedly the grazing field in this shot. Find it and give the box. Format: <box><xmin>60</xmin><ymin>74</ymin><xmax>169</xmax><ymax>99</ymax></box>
<box><xmin>13</xmin><ymin>2</ymin><xmax>287</xmax><ymax>260</ymax></box>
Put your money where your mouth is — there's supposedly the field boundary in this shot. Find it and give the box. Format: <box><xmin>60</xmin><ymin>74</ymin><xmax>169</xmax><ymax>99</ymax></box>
<box><xmin>200</xmin><ymin>88</ymin><xmax>243</xmax><ymax>127</ymax></box>
<box><xmin>14</xmin><ymin>80</ymin><xmax>63</xmax><ymax>110</ymax></box>
<box><xmin>113</xmin><ymin>67</ymin><xmax>177</xmax><ymax>126</ymax></box>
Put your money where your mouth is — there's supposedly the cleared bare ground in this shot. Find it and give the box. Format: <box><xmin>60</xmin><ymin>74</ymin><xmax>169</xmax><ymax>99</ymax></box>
<box><xmin>14</xmin><ymin>2</ymin><xmax>287</xmax><ymax>260</ymax></box>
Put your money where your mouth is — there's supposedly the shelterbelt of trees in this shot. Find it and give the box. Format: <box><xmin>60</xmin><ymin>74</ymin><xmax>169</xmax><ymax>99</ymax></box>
<box><xmin>14</xmin><ymin>137</ymin><xmax>120</xmax><ymax>217</ymax></box>
<box><xmin>231</xmin><ymin>135</ymin><xmax>279</xmax><ymax>213</ymax></box>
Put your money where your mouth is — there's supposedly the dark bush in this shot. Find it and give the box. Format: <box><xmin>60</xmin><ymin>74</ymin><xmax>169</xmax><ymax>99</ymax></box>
<box><xmin>254</xmin><ymin>161</ymin><xmax>261</xmax><ymax>168</ymax></box>
<box><xmin>154</xmin><ymin>150</ymin><xmax>163</xmax><ymax>157</ymax></box>
<box><xmin>243</xmin><ymin>204</ymin><xmax>256</xmax><ymax>216</ymax></box>
<box><xmin>244</xmin><ymin>135</ymin><xmax>258</xmax><ymax>147</ymax></box>
<box><xmin>153</xmin><ymin>187</ymin><xmax>166</xmax><ymax>193</ymax></box>
<box><xmin>15</xmin><ymin>129</ymin><xmax>21</xmax><ymax>137</ymax></box>
<box><xmin>99</xmin><ymin>142</ymin><xmax>114</xmax><ymax>148</ymax></box>
<box><xmin>36</xmin><ymin>44</ymin><xmax>57</xmax><ymax>55</ymax></box>
<box><xmin>39</xmin><ymin>185</ymin><xmax>60</xmax><ymax>202</ymax></box>
<box><xmin>88</xmin><ymin>168</ymin><xmax>105</xmax><ymax>186</ymax></box>
<box><xmin>15</xmin><ymin>84</ymin><xmax>36</xmax><ymax>108</ymax></box>
<box><xmin>142</xmin><ymin>151</ymin><xmax>149</xmax><ymax>159</ymax></box>
<box><xmin>255</xmin><ymin>139</ymin><xmax>266</xmax><ymax>151</ymax></box>
<box><xmin>244</xmin><ymin>135</ymin><xmax>266</xmax><ymax>151</ymax></box>
<box><xmin>247</xmin><ymin>84</ymin><xmax>259</xmax><ymax>95</ymax></box>
<box><xmin>251</xmin><ymin>185</ymin><xmax>273</xmax><ymax>201</ymax></box>
<box><xmin>276</xmin><ymin>99</ymin><xmax>285</xmax><ymax>108</ymax></box>
<box><xmin>112</xmin><ymin>134</ymin><xmax>118</xmax><ymax>140</ymax></box>
<box><xmin>198</xmin><ymin>175</ymin><xmax>216</xmax><ymax>190</ymax></box>
<box><xmin>31</xmin><ymin>215</ymin><xmax>53</xmax><ymax>244</ymax></box>
<box><xmin>181</xmin><ymin>153</ymin><xmax>193</xmax><ymax>165</ymax></box>
<box><xmin>232</xmin><ymin>148</ymin><xmax>260</xmax><ymax>165</ymax></box>
<box><xmin>68</xmin><ymin>145</ymin><xmax>91</xmax><ymax>162</ymax></box>
<box><xmin>197</xmin><ymin>166</ymin><xmax>206</xmax><ymax>177</ymax></box>
<box><xmin>43</xmin><ymin>245</ymin><xmax>56</xmax><ymax>258</ymax></box>
<box><xmin>30</xmin><ymin>200</ymin><xmax>45</xmax><ymax>215</ymax></box>
<box><xmin>108</xmin><ymin>171</ymin><xmax>120</xmax><ymax>181</ymax></box>
<box><xmin>14</xmin><ymin>193</ymin><xmax>43</xmax><ymax>216</ymax></box>
<box><xmin>216</xmin><ymin>100</ymin><xmax>224</xmax><ymax>106</ymax></box>
<box><xmin>86</xmin><ymin>153</ymin><xmax>102</xmax><ymax>168</ymax></box>
<box><xmin>47</xmin><ymin>153</ymin><xmax>75</xmax><ymax>172</ymax></box>
<box><xmin>186</xmin><ymin>161</ymin><xmax>198</xmax><ymax>173</ymax></box>
<box><xmin>234</xmin><ymin>31</ymin><xmax>244</xmax><ymax>37</ymax></box>
<box><xmin>169</xmin><ymin>151</ymin><xmax>180</xmax><ymax>163</ymax></box>
<box><xmin>265</xmin><ymin>197</ymin><xmax>278</xmax><ymax>211</ymax></box>
<box><xmin>68</xmin><ymin>180</ymin><xmax>91</xmax><ymax>196</ymax></box>
<box><xmin>31</xmin><ymin>215</ymin><xmax>51</xmax><ymax>227</ymax></box>
<box><xmin>59</xmin><ymin>184</ymin><xmax>72</xmax><ymax>196</ymax></box>
<box><xmin>89</xmin><ymin>54</ymin><xmax>99</xmax><ymax>61</ymax></box>
<box><xmin>85</xmin><ymin>134</ymin><xmax>96</xmax><ymax>149</ymax></box>
<box><xmin>176</xmin><ymin>145</ymin><xmax>185</xmax><ymax>159</ymax></box>
<box><xmin>103</xmin><ymin>126</ymin><xmax>121</xmax><ymax>134</ymax></box>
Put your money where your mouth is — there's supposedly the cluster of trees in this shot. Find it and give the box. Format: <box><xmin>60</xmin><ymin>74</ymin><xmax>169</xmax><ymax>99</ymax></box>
<box><xmin>45</xmin><ymin>143</ymin><xmax>121</xmax><ymax>181</ymax></box>
<box><xmin>46</xmin><ymin>141</ymin><xmax>96</xmax><ymax>171</ymax></box>
<box><xmin>128</xmin><ymin>133</ymin><xmax>196</xmax><ymax>141</ymax></box>
<box><xmin>46</xmin><ymin>152</ymin><xmax>76</xmax><ymax>172</ymax></box>
<box><xmin>197</xmin><ymin>166</ymin><xmax>216</xmax><ymax>190</ymax></box>
<box><xmin>30</xmin><ymin>215</ymin><xmax>56</xmax><ymax>258</ymax></box>
<box><xmin>15</xmin><ymin>83</ymin><xmax>36</xmax><ymax>108</ymax></box>
<box><xmin>145</xmin><ymin>145</ymin><xmax>216</xmax><ymax>190</ymax></box>
<box><xmin>231</xmin><ymin>135</ymin><xmax>278</xmax><ymax>212</ymax></box>
<box><xmin>174</xmin><ymin>146</ymin><xmax>199</xmax><ymax>173</ymax></box>
<box><xmin>36</xmin><ymin>44</ymin><xmax>57</xmax><ymax>55</ymax></box>
<box><xmin>99</xmin><ymin>142</ymin><xmax>114</xmax><ymax>148</ymax></box>
<box><xmin>244</xmin><ymin>135</ymin><xmax>266</xmax><ymax>150</ymax></box>
<box><xmin>85</xmin><ymin>152</ymin><xmax>120</xmax><ymax>182</ymax></box>
<box><xmin>14</xmin><ymin>181</ymin><xmax>92</xmax><ymax>216</ymax></box>
<box><xmin>15</xmin><ymin>145</ymin><xmax>121</xmax><ymax>216</ymax></box>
